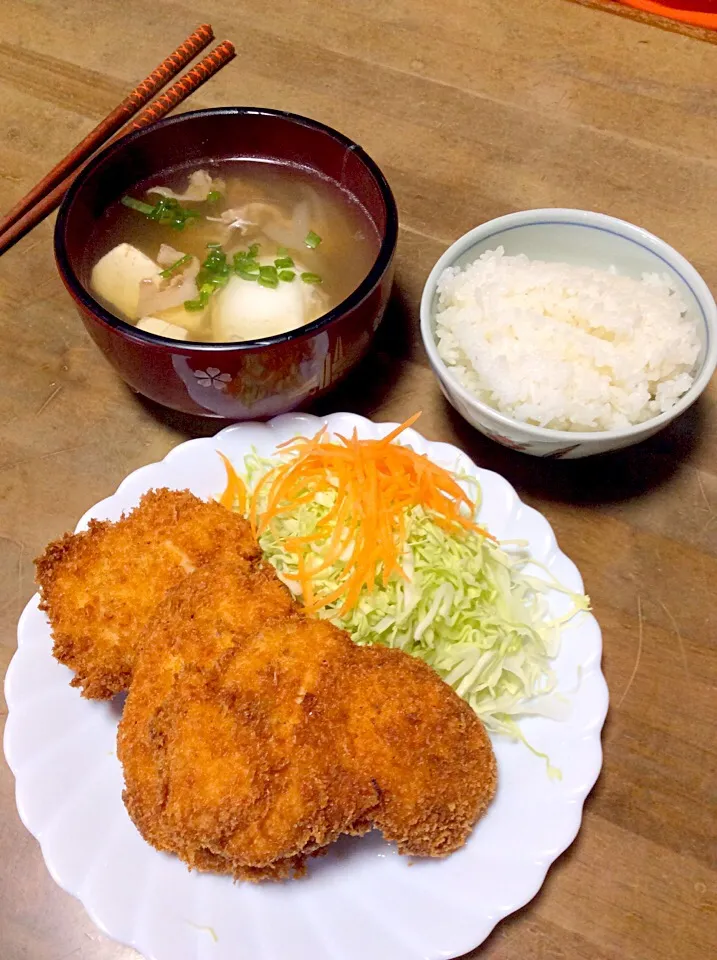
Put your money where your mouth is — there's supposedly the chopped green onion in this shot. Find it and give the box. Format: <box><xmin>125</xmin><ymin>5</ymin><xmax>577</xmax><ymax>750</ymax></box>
<box><xmin>198</xmin><ymin>248</ymin><xmax>229</xmax><ymax>285</ymax></box>
<box><xmin>276</xmin><ymin>246</ymin><xmax>289</xmax><ymax>257</ymax></box>
<box><xmin>234</xmin><ymin>243</ymin><xmax>261</xmax><ymax>265</ymax></box>
<box><xmin>206</xmin><ymin>190</ymin><xmax>222</xmax><ymax>203</ymax></box>
<box><xmin>183</xmin><ymin>243</ymin><xmax>236</xmax><ymax>309</ymax></box>
<box><xmin>233</xmin><ymin>251</ymin><xmax>259</xmax><ymax>270</ymax></box>
<box><xmin>184</xmin><ymin>297</ymin><xmax>206</xmax><ymax>311</ymax></box>
<box><xmin>122</xmin><ymin>194</ymin><xmax>200</xmax><ymax>230</ymax></box>
<box><xmin>301</xmin><ymin>271</ymin><xmax>322</xmax><ymax>284</ymax></box>
<box><xmin>274</xmin><ymin>256</ymin><xmax>295</xmax><ymax>269</ymax></box>
<box><xmin>153</xmin><ymin>197</ymin><xmax>201</xmax><ymax>229</ymax></box>
<box><xmin>121</xmin><ymin>195</ymin><xmax>155</xmax><ymax>216</ymax></box>
<box><xmin>236</xmin><ymin>266</ymin><xmax>259</xmax><ymax>282</ymax></box>
<box><xmin>258</xmin><ymin>265</ymin><xmax>279</xmax><ymax>288</ymax></box>
<box><xmin>159</xmin><ymin>254</ymin><xmax>192</xmax><ymax>279</ymax></box>
<box><xmin>204</xmin><ymin>249</ymin><xmax>227</xmax><ymax>266</ymax></box>
<box><xmin>278</xmin><ymin>270</ymin><xmax>296</xmax><ymax>282</ymax></box>
<box><xmin>304</xmin><ymin>230</ymin><xmax>322</xmax><ymax>249</ymax></box>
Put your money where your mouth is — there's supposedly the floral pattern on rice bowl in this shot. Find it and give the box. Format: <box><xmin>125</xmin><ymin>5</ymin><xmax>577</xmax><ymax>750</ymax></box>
<box><xmin>193</xmin><ymin>367</ymin><xmax>232</xmax><ymax>390</ymax></box>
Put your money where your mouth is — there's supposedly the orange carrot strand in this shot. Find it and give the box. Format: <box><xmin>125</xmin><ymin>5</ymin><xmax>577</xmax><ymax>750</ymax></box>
<box><xmin>376</xmin><ymin>411</ymin><xmax>423</xmax><ymax>446</ymax></box>
<box><xmin>218</xmin><ymin>452</ymin><xmax>247</xmax><ymax>515</ymax></box>
<box><xmin>238</xmin><ymin>411</ymin><xmax>496</xmax><ymax>612</ymax></box>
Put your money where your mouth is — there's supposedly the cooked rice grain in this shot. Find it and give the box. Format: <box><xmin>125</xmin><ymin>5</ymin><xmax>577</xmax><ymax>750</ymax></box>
<box><xmin>435</xmin><ymin>247</ymin><xmax>701</xmax><ymax>432</ymax></box>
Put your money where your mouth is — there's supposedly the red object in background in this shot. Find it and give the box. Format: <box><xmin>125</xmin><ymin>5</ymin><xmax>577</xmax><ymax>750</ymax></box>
<box><xmin>619</xmin><ymin>0</ymin><xmax>717</xmax><ymax>28</ymax></box>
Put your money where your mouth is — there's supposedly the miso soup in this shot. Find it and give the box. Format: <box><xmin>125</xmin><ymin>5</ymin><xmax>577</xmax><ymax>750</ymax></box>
<box><xmin>88</xmin><ymin>160</ymin><xmax>381</xmax><ymax>342</ymax></box>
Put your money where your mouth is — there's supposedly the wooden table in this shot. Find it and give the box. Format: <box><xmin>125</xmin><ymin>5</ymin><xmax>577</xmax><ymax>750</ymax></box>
<box><xmin>1</xmin><ymin>2</ymin><xmax>715</xmax><ymax>958</ymax></box>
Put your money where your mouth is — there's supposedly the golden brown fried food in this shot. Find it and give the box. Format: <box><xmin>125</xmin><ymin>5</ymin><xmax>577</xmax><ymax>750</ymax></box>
<box><xmin>341</xmin><ymin>644</ymin><xmax>497</xmax><ymax>857</ymax></box>
<box><xmin>118</xmin><ymin>560</ymin><xmax>375</xmax><ymax>880</ymax></box>
<box><xmin>118</xmin><ymin>557</ymin><xmax>496</xmax><ymax>880</ymax></box>
<box><xmin>35</xmin><ymin>489</ymin><xmax>261</xmax><ymax>699</ymax></box>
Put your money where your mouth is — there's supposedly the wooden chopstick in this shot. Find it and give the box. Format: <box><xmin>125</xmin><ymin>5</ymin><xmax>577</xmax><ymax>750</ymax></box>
<box><xmin>0</xmin><ymin>41</ymin><xmax>236</xmax><ymax>257</ymax></box>
<box><xmin>0</xmin><ymin>25</ymin><xmax>215</xmax><ymax>239</ymax></box>
<box><xmin>126</xmin><ymin>41</ymin><xmax>235</xmax><ymax>131</ymax></box>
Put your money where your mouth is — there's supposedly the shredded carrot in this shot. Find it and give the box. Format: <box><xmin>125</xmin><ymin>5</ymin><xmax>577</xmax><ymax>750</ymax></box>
<box><xmin>218</xmin><ymin>451</ymin><xmax>247</xmax><ymax>515</ymax></box>
<box><xmin>219</xmin><ymin>413</ymin><xmax>495</xmax><ymax>616</ymax></box>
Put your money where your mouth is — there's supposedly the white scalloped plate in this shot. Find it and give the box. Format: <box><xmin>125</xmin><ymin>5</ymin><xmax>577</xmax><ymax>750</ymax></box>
<box><xmin>4</xmin><ymin>412</ymin><xmax>608</xmax><ymax>960</ymax></box>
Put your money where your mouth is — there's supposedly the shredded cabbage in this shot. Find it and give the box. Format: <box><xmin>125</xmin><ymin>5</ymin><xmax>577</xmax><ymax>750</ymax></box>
<box><xmin>237</xmin><ymin>451</ymin><xmax>590</xmax><ymax>755</ymax></box>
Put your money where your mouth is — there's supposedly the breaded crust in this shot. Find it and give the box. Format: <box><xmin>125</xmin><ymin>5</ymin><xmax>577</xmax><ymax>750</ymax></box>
<box><xmin>342</xmin><ymin>645</ymin><xmax>496</xmax><ymax>856</ymax></box>
<box><xmin>118</xmin><ymin>561</ymin><xmax>378</xmax><ymax>880</ymax></box>
<box><xmin>118</xmin><ymin>557</ymin><xmax>497</xmax><ymax>880</ymax></box>
<box><xmin>35</xmin><ymin>489</ymin><xmax>261</xmax><ymax>699</ymax></box>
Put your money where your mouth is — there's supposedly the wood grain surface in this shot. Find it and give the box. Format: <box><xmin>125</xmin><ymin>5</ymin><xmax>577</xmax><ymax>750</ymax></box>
<box><xmin>1</xmin><ymin>2</ymin><xmax>715</xmax><ymax>959</ymax></box>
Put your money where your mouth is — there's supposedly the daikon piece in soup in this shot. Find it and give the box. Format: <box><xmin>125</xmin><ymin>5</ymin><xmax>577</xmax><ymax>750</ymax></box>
<box><xmin>88</xmin><ymin>161</ymin><xmax>381</xmax><ymax>342</ymax></box>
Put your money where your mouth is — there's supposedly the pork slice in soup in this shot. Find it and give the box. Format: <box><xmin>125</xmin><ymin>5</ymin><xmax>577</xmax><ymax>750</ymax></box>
<box><xmin>88</xmin><ymin>160</ymin><xmax>380</xmax><ymax>342</ymax></box>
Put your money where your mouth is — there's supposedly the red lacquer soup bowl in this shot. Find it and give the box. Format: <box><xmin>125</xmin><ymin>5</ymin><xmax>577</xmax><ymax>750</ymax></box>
<box><xmin>54</xmin><ymin>108</ymin><xmax>398</xmax><ymax>419</ymax></box>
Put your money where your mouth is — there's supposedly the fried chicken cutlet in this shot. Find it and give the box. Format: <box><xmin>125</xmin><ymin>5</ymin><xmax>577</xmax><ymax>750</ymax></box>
<box><xmin>118</xmin><ymin>557</ymin><xmax>497</xmax><ymax>881</ymax></box>
<box><xmin>35</xmin><ymin>489</ymin><xmax>261</xmax><ymax>699</ymax></box>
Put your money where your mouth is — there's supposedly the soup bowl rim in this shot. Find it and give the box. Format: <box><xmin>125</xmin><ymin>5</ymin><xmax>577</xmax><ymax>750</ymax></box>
<box><xmin>54</xmin><ymin>105</ymin><xmax>399</xmax><ymax>352</ymax></box>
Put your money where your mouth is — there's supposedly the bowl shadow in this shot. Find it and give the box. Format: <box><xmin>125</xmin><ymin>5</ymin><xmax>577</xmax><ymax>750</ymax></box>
<box><xmin>131</xmin><ymin>390</ymin><xmax>238</xmax><ymax>438</ymax></box>
<box><xmin>442</xmin><ymin>393</ymin><xmax>706</xmax><ymax>506</ymax></box>
<box><xmin>310</xmin><ymin>283</ymin><xmax>414</xmax><ymax>418</ymax></box>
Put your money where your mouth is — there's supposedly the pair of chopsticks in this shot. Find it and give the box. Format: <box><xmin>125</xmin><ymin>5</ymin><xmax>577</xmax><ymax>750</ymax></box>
<box><xmin>0</xmin><ymin>25</ymin><xmax>235</xmax><ymax>256</ymax></box>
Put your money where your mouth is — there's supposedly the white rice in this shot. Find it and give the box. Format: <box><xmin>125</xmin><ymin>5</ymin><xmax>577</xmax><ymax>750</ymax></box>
<box><xmin>434</xmin><ymin>247</ymin><xmax>702</xmax><ymax>432</ymax></box>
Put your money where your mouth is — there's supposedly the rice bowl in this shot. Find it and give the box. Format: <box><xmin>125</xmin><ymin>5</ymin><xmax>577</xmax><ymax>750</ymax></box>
<box><xmin>420</xmin><ymin>209</ymin><xmax>717</xmax><ymax>458</ymax></box>
<box><xmin>434</xmin><ymin>247</ymin><xmax>701</xmax><ymax>433</ymax></box>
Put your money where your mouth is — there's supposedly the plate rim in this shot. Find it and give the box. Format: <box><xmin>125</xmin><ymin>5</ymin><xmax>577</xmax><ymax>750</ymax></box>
<box><xmin>4</xmin><ymin>411</ymin><xmax>609</xmax><ymax>960</ymax></box>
